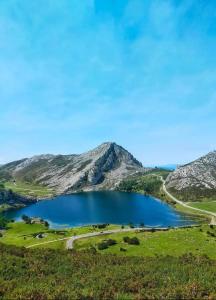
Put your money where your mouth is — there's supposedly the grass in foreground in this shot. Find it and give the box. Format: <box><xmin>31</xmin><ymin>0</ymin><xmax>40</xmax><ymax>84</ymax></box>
<box><xmin>0</xmin><ymin>222</ymin><xmax>124</xmax><ymax>249</ymax></box>
<box><xmin>0</xmin><ymin>243</ymin><xmax>216</xmax><ymax>299</ymax></box>
<box><xmin>74</xmin><ymin>225</ymin><xmax>216</xmax><ymax>259</ymax></box>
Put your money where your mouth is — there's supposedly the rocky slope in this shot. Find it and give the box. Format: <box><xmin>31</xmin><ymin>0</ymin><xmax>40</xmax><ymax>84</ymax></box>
<box><xmin>0</xmin><ymin>142</ymin><xmax>146</xmax><ymax>194</ymax></box>
<box><xmin>166</xmin><ymin>151</ymin><xmax>216</xmax><ymax>201</ymax></box>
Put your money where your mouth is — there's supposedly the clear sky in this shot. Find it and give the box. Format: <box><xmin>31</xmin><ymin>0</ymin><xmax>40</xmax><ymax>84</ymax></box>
<box><xmin>0</xmin><ymin>0</ymin><xmax>216</xmax><ymax>166</ymax></box>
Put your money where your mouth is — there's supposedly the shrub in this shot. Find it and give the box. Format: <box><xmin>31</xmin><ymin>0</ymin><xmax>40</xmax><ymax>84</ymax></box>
<box><xmin>129</xmin><ymin>237</ymin><xmax>140</xmax><ymax>245</ymax></box>
<box><xmin>0</xmin><ymin>216</ymin><xmax>8</xmax><ymax>229</ymax></box>
<box><xmin>123</xmin><ymin>236</ymin><xmax>130</xmax><ymax>243</ymax></box>
<box><xmin>97</xmin><ymin>242</ymin><xmax>108</xmax><ymax>250</ymax></box>
<box><xmin>106</xmin><ymin>239</ymin><xmax>117</xmax><ymax>246</ymax></box>
<box><xmin>120</xmin><ymin>247</ymin><xmax>127</xmax><ymax>252</ymax></box>
<box><xmin>44</xmin><ymin>221</ymin><xmax>49</xmax><ymax>228</ymax></box>
<box><xmin>21</xmin><ymin>215</ymin><xmax>31</xmax><ymax>224</ymax></box>
<box><xmin>123</xmin><ymin>236</ymin><xmax>140</xmax><ymax>245</ymax></box>
<box><xmin>129</xmin><ymin>222</ymin><xmax>134</xmax><ymax>228</ymax></box>
<box><xmin>92</xmin><ymin>224</ymin><xmax>108</xmax><ymax>229</ymax></box>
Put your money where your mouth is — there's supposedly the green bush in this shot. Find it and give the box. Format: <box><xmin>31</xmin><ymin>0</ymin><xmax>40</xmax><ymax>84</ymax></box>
<box><xmin>97</xmin><ymin>242</ymin><xmax>109</xmax><ymax>250</ymax></box>
<box><xmin>0</xmin><ymin>216</ymin><xmax>8</xmax><ymax>229</ymax></box>
<box><xmin>123</xmin><ymin>236</ymin><xmax>140</xmax><ymax>245</ymax></box>
<box><xmin>106</xmin><ymin>239</ymin><xmax>117</xmax><ymax>246</ymax></box>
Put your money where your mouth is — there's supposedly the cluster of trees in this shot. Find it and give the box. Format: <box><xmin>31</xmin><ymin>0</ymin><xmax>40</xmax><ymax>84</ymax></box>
<box><xmin>0</xmin><ymin>215</ymin><xmax>9</xmax><ymax>230</ymax></box>
<box><xmin>98</xmin><ymin>238</ymin><xmax>117</xmax><ymax>250</ymax></box>
<box><xmin>21</xmin><ymin>214</ymin><xmax>31</xmax><ymax>224</ymax></box>
<box><xmin>118</xmin><ymin>175</ymin><xmax>162</xmax><ymax>196</ymax></box>
<box><xmin>123</xmin><ymin>236</ymin><xmax>140</xmax><ymax>245</ymax></box>
<box><xmin>0</xmin><ymin>243</ymin><xmax>216</xmax><ymax>299</ymax></box>
<box><xmin>92</xmin><ymin>223</ymin><xmax>109</xmax><ymax>229</ymax></box>
<box><xmin>21</xmin><ymin>215</ymin><xmax>49</xmax><ymax>228</ymax></box>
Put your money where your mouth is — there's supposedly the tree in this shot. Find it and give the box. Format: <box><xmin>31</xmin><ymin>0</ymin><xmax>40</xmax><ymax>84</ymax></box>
<box><xmin>123</xmin><ymin>236</ymin><xmax>130</xmax><ymax>243</ymax></box>
<box><xmin>129</xmin><ymin>222</ymin><xmax>134</xmax><ymax>228</ymax></box>
<box><xmin>129</xmin><ymin>237</ymin><xmax>140</xmax><ymax>245</ymax></box>
<box><xmin>123</xmin><ymin>236</ymin><xmax>140</xmax><ymax>245</ymax></box>
<box><xmin>44</xmin><ymin>221</ymin><xmax>49</xmax><ymax>228</ymax></box>
<box><xmin>106</xmin><ymin>239</ymin><xmax>117</xmax><ymax>246</ymax></box>
<box><xmin>0</xmin><ymin>216</ymin><xmax>8</xmax><ymax>229</ymax></box>
<box><xmin>22</xmin><ymin>215</ymin><xmax>31</xmax><ymax>224</ymax></box>
<box><xmin>97</xmin><ymin>242</ymin><xmax>108</xmax><ymax>250</ymax></box>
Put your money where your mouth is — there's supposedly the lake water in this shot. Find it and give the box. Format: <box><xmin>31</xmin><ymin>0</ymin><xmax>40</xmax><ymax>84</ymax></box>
<box><xmin>4</xmin><ymin>191</ymin><xmax>194</xmax><ymax>228</ymax></box>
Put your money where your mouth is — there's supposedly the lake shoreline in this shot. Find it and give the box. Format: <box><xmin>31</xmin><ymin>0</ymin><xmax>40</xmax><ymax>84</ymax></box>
<box><xmin>3</xmin><ymin>191</ymin><xmax>199</xmax><ymax>229</ymax></box>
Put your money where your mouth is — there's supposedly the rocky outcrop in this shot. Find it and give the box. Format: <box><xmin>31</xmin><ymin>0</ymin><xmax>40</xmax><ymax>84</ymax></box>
<box><xmin>0</xmin><ymin>142</ymin><xmax>146</xmax><ymax>194</ymax></box>
<box><xmin>166</xmin><ymin>151</ymin><xmax>216</xmax><ymax>201</ymax></box>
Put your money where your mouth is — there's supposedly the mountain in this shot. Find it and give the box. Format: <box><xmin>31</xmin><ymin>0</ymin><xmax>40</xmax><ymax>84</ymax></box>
<box><xmin>0</xmin><ymin>142</ymin><xmax>145</xmax><ymax>194</ymax></box>
<box><xmin>166</xmin><ymin>151</ymin><xmax>216</xmax><ymax>201</ymax></box>
<box><xmin>157</xmin><ymin>164</ymin><xmax>177</xmax><ymax>171</ymax></box>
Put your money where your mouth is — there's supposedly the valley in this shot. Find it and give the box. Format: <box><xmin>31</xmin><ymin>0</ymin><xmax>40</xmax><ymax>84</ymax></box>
<box><xmin>1</xmin><ymin>143</ymin><xmax>216</xmax><ymax>299</ymax></box>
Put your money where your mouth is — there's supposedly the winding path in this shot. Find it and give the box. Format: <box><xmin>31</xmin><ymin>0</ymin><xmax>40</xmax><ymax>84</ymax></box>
<box><xmin>159</xmin><ymin>176</ymin><xmax>216</xmax><ymax>224</ymax></box>
<box><xmin>27</xmin><ymin>227</ymin><xmax>168</xmax><ymax>249</ymax></box>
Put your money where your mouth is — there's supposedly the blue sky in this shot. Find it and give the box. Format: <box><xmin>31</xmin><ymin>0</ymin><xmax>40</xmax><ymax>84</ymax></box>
<box><xmin>0</xmin><ymin>0</ymin><xmax>216</xmax><ymax>165</ymax></box>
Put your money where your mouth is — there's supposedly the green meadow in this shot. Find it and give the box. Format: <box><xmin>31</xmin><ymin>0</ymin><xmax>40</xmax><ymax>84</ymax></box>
<box><xmin>74</xmin><ymin>225</ymin><xmax>216</xmax><ymax>259</ymax></box>
<box><xmin>4</xmin><ymin>181</ymin><xmax>55</xmax><ymax>198</ymax></box>
<box><xmin>188</xmin><ymin>201</ymin><xmax>216</xmax><ymax>213</ymax></box>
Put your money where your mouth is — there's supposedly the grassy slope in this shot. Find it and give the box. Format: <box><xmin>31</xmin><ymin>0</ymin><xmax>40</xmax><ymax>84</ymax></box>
<box><xmin>74</xmin><ymin>225</ymin><xmax>216</xmax><ymax>259</ymax></box>
<box><xmin>117</xmin><ymin>169</ymin><xmax>173</xmax><ymax>203</ymax></box>
<box><xmin>0</xmin><ymin>222</ymin><xmax>124</xmax><ymax>249</ymax></box>
<box><xmin>0</xmin><ymin>243</ymin><xmax>216</xmax><ymax>299</ymax></box>
<box><xmin>4</xmin><ymin>181</ymin><xmax>54</xmax><ymax>198</ymax></box>
<box><xmin>188</xmin><ymin>201</ymin><xmax>216</xmax><ymax>213</ymax></box>
<box><xmin>1</xmin><ymin>222</ymin><xmax>216</xmax><ymax>260</ymax></box>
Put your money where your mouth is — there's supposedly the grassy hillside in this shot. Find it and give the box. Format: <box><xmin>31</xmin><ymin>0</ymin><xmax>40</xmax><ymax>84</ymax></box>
<box><xmin>168</xmin><ymin>186</ymin><xmax>216</xmax><ymax>202</ymax></box>
<box><xmin>0</xmin><ymin>222</ymin><xmax>124</xmax><ymax>249</ymax></box>
<box><xmin>188</xmin><ymin>201</ymin><xmax>216</xmax><ymax>213</ymax></box>
<box><xmin>0</xmin><ymin>243</ymin><xmax>216</xmax><ymax>299</ymax></box>
<box><xmin>74</xmin><ymin>225</ymin><xmax>216</xmax><ymax>259</ymax></box>
<box><xmin>1</xmin><ymin>222</ymin><xmax>216</xmax><ymax>259</ymax></box>
<box><xmin>117</xmin><ymin>169</ymin><xmax>171</xmax><ymax>202</ymax></box>
<box><xmin>0</xmin><ymin>182</ymin><xmax>37</xmax><ymax>212</ymax></box>
<box><xmin>4</xmin><ymin>181</ymin><xmax>55</xmax><ymax>199</ymax></box>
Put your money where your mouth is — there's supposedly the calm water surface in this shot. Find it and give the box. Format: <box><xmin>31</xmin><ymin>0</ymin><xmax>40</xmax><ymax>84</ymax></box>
<box><xmin>5</xmin><ymin>191</ymin><xmax>194</xmax><ymax>228</ymax></box>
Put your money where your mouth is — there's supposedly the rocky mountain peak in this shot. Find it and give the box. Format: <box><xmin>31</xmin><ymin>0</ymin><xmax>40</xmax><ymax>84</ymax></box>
<box><xmin>0</xmin><ymin>142</ymin><xmax>146</xmax><ymax>194</ymax></box>
<box><xmin>166</xmin><ymin>150</ymin><xmax>216</xmax><ymax>201</ymax></box>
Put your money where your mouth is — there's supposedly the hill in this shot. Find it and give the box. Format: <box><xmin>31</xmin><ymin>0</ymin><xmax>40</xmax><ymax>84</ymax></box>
<box><xmin>0</xmin><ymin>142</ymin><xmax>146</xmax><ymax>195</ymax></box>
<box><xmin>166</xmin><ymin>151</ymin><xmax>216</xmax><ymax>201</ymax></box>
<box><xmin>0</xmin><ymin>182</ymin><xmax>36</xmax><ymax>212</ymax></box>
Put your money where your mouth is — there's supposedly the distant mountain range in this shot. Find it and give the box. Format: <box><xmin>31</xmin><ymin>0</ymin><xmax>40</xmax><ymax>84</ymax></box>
<box><xmin>1</xmin><ymin>143</ymin><xmax>216</xmax><ymax>202</ymax></box>
<box><xmin>166</xmin><ymin>150</ymin><xmax>216</xmax><ymax>201</ymax></box>
<box><xmin>156</xmin><ymin>164</ymin><xmax>177</xmax><ymax>171</ymax></box>
<box><xmin>0</xmin><ymin>142</ymin><xmax>146</xmax><ymax>194</ymax></box>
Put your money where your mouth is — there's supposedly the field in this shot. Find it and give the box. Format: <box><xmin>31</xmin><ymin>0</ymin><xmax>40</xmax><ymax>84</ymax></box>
<box><xmin>1</xmin><ymin>222</ymin><xmax>216</xmax><ymax>259</ymax></box>
<box><xmin>74</xmin><ymin>225</ymin><xmax>216</xmax><ymax>259</ymax></box>
<box><xmin>188</xmin><ymin>201</ymin><xmax>216</xmax><ymax>213</ymax></box>
<box><xmin>0</xmin><ymin>242</ymin><xmax>216</xmax><ymax>299</ymax></box>
<box><xmin>0</xmin><ymin>222</ymin><xmax>124</xmax><ymax>249</ymax></box>
<box><xmin>4</xmin><ymin>181</ymin><xmax>55</xmax><ymax>198</ymax></box>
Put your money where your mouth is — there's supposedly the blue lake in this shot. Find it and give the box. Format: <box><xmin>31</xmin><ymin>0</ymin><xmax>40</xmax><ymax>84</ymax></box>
<box><xmin>4</xmin><ymin>191</ymin><xmax>195</xmax><ymax>228</ymax></box>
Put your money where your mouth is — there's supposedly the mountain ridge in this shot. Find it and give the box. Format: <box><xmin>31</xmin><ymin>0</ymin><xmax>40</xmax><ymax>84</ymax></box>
<box><xmin>166</xmin><ymin>150</ymin><xmax>216</xmax><ymax>201</ymax></box>
<box><xmin>0</xmin><ymin>142</ymin><xmax>146</xmax><ymax>194</ymax></box>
